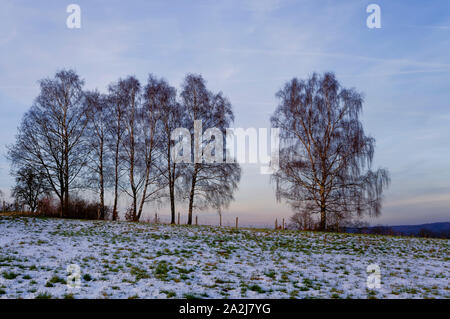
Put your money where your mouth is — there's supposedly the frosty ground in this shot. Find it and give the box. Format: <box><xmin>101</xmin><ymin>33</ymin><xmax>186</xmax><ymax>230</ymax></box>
<box><xmin>0</xmin><ymin>216</ymin><xmax>448</xmax><ymax>299</ymax></box>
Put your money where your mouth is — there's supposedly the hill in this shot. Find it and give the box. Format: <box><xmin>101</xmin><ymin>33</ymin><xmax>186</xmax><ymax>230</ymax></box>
<box><xmin>0</xmin><ymin>216</ymin><xmax>448</xmax><ymax>299</ymax></box>
<box><xmin>345</xmin><ymin>222</ymin><xmax>450</xmax><ymax>238</ymax></box>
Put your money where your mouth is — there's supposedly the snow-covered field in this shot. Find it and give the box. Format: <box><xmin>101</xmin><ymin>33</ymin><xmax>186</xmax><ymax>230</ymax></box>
<box><xmin>0</xmin><ymin>216</ymin><xmax>448</xmax><ymax>299</ymax></box>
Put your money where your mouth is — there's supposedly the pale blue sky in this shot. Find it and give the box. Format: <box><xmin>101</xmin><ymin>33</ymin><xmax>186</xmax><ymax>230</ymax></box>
<box><xmin>1</xmin><ymin>0</ymin><xmax>450</xmax><ymax>226</ymax></box>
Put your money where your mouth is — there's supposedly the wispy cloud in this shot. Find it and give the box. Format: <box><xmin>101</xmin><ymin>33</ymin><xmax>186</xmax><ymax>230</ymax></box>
<box><xmin>1</xmin><ymin>1</ymin><xmax>450</xmax><ymax>224</ymax></box>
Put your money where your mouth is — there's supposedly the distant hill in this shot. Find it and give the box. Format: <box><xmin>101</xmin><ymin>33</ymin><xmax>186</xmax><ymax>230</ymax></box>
<box><xmin>345</xmin><ymin>222</ymin><xmax>450</xmax><ymax>238</ymax></box>
<box><xmin>388</xmin><ymin>222</ymin><xmax>450</xmax><ymax>235</ymax></box>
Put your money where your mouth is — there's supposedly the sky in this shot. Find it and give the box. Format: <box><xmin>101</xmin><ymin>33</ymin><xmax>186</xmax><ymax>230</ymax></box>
<box><xmin>0</xmin><ymin>0</ymin><xmax>449</xmax><ymax>227</ymax></box>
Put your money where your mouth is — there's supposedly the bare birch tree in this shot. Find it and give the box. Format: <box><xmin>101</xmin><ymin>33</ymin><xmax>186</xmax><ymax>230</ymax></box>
<box><xmin>106</xmin><ymin>81</ymin><xmax>128</xmax><ymax>220</ymax></box>
<box><xmin>271</xmin><ymin>72</ymin><xmax>390</xmax><ymax>231</ymax></box>
<box><xmin>180</xmin><ymin>74</ymin><xmax>241</xmax><ymax>224</ymax></box>
<box><xmin>136</xmin><ymin>75</ymin><xmax>167</xmax><ymax>220</ymax></box>
<box><xmin>85</xmin><ymin>90</ymin><xmax>111</xmax><ymax>219</ymax></box>
<box><xmin>118</xmin><ymin>76</ymin><xmax>142</xmax><ymax>221</ymax></box>
<box><xmin>119</xmin><ymin>76</ymin><xmax>164</xmax><ymax>221</ymax></box>
<box><xmin>147</xmin><ymin>76</ymin><xmax>181</xmax><ymax>224</ymax></box>
<box><xmin>8</xmin><ymin>70</ymin><xmax>88</xmax><ymax>217</ymax></box>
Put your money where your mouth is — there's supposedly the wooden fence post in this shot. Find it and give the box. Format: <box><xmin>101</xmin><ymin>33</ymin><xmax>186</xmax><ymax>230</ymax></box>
<box><xmin>155</xmin><ymin>213</ymin><xmax>158</xmax><ymax>224</ymax></box>
<box><xmin>219</xmin><ymin>214</ymin><xmax>222</xmax><ymax>227</ymax></box>
<box><xmin>282</xmin><ymin>218</ymin><xmax>285</xmax><ymax>230</ymax></box>
<box><xmin>235</xmin><ymin>217</ymin><xmax>238</xmax><ymax>228</ymax></box>
<box><xmin>275</xmin><ymin>218</ymin><xmax>278</xmax><ymax>230</ymax></box>
<box><xmin>177</xmin><ymin>212</ymin><xmax>180</xmax><ymax>225</ymax></box>
<box><xmin>195</xmin><ymin>215</ymin><xmax>198</xmax><ymax>225</ymax></box>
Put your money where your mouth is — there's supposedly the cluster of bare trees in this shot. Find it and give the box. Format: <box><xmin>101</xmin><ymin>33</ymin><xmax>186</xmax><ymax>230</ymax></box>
<box><xmin>272</xmin><ymin>72</ymin><xmax>390</xmax><ymax>231</ymax></box>
<box><xmin>7</xmin><ymin>70</ymin><xmax>388</xmax><ymax>231</ymax></box>
<box><xmin>8</xmin><ymin>70</ymin><xmax>241</xmax><ymax>223</ymax></box>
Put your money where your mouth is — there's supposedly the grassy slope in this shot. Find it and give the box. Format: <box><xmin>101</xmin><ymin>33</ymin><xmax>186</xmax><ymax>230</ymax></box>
<box><xmin>0</xmin><ymin>216</ymin><xmax>448</xmax><ymax>299</ymax></box>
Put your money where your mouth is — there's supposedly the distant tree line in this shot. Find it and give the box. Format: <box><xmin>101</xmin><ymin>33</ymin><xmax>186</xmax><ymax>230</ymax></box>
<box><xmin>348</xmin><ymin>225</ymin><xmax>450</xmax><ymax>239</ymax></box>
<box><xmin>7</xmin><ymin>70</ymin><xmax>241</xmax><ymax>223</ymax></box>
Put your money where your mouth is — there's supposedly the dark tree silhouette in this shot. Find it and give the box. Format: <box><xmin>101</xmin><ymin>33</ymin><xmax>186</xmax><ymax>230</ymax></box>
<box><xmin>271</xmin><ymin>72</ymin><xmax>390</xmax><ymax>231</ymax></box>
<box><xmin>118</xmin><ymin>76</ymin><xmax>143</xmax><ymax>221</ymax></box>
<box><xmin>118</xmin><ymin>76</ymin><xmax>165</xmax><ymax>221</ymax></box>
<box><xmin>106</xmin><ymin>80</ymin><xmax>128</xmax><ymax>220</ymax></box>
<box><xmin>148</xmin><ymin>76</ymin><xmax>182</xmax><ymax>224</ymax></box>
<box><xmin>289</xmin><ymin>211</ymin><xmax>316</xmax><ymax>231</ymax></box>
<box><xmin>8</xmin><ymin>70</ymin><xmax>88</xmax><ymax>217</ymax></box>
<box><xmin>7</xmin><ymin>70</ymin><xmax>240</xmax><ymax>223</ymax></box>
<box><xmin>11</xmin><ymin>166</ymin><xmax>50</xmax><ymax>212</ymax></box>
<box><xmin>135</xmin><ymin>75</ymin><xmax>167</xmax><ymax>220</ymax></box>
<box><xmin>85</xmin><ymin>90</ymin><xmax>111</xmax><ymax>219</ymax></box>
